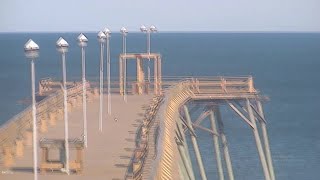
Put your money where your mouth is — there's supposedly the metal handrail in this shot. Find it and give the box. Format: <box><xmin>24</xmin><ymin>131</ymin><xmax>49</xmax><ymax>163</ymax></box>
<box><xmin>0</xmin><ymin>83</ymin><xmax>86</xmax><ymax>154</ymax></box>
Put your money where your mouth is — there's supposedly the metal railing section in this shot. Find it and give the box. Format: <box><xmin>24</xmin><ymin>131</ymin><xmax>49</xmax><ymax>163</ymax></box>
<box><xmin>151</xmin><ymin>81</ymin><xmax>193</xmax><ymax>180</ymax></box>
<box><xmin>0</xmin><ymin>83</ymin><xmax>88</xmax><ymax>163</ymax></box>
<box><xmin>150</xmin><ymin>76</ymin><xmax>256</xmax><ymax>179</ymax></box>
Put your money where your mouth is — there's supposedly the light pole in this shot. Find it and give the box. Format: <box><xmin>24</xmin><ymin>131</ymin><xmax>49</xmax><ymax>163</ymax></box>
<box><xmin>103</xmin><ymin>28</ymin><xmax>112</xmax><ymax>115</ymax></box>
<box><xmin>98</xmin><ymin>31</ymin><xmax>106</xmax><ymax>132</ymax></box>
<box><xmin>140</xmin><ymin>25</ymin><xmax>157</xmax><ymax>82</ymax></box>
<box><xmin>77</xmin><ymin>33</ymin><xmax>88</xmax><ymax>148</ymax></box>
<box><xmin>24</xmin><ymin>39</ymin><xmax>39</xmax><ymax>180</ymax></box>
<box><xmin>120</xmin><ymin>27</ymin><xmax>128</xmax><ymax>102</ymax></box>
<box><xmin>56</xmin><ymin>37</ymin><xmax>70</xmax><ymax>174</ymax></box>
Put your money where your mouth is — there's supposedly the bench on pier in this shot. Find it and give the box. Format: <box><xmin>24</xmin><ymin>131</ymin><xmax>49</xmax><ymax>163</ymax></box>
<box><xmin>39</xmin><ymin>138</ymin><xmax>84</xmax><ymax>174</ymax></box>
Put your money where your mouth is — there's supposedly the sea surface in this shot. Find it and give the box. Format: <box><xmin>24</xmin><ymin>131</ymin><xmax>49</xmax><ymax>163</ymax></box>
<box><xmin>0</xmin><ymin>32</ymin><xmax>319</xmax><ymax>179</ymax></box>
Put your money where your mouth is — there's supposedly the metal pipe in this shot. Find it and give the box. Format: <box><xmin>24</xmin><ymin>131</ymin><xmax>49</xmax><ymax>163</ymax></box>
<box><xmin>31</xmin><ymin>59</ymin><xmax>38</xmax><ymax>180</ymax></box>
<box><xmin>122</xmin><ymin>34</ymin><xmax>127</xmax><ymax>102</ymax></box>
<box><xmin>183</xmin><ymin>105</ymin><xmax>207</xmax><ymax>180</ymax></box>
<box><xmin>99</xmin><ymin>42</ymin><xmax>104</xmax><ymax>132</ymax></box>
<box><xmin>257</xmin><ymin>101</ymin><xmax>275</xmax><ymax>180</ymax></box>
<box><xmin>81</xmin><ymin>46</ymin><xmax>88</xmax><ymax>148</ymax></box>
<box><xmin>176</xmin><ymin>138</ymin><xmax>194</xmax><ymax>180</ymax></box>
<box><xmin>147</xmin><ymin>30</ymin><xmax>151</xmax><ymax>54</ymax></box>
<box><xmin>154</xmin><ymin>57</ymin><xmax>157</xmax><ymax>94</ymax></box>
<box><xmin>119</xmin><ymin>57</ymin><xmax>123</xmax><ymax>95</ymax></box>
<box><xmin>107</xmin><ymin>36</ymin><xmax>111</xmax><ymax>114</ymax></box>
<box><xmin>215</xmin><ymin>107</ymin><xmax>234</xmax><ymax>180</ymax></box>
<box><xmin>178</xmin><ymin>118</ymin><xmax>196</xmax><ymax>180</ymax></box>
<box><xmin>209</xmin><ymin>110</ymin><xmax>224</xmax><ymax>180</ymax></box>
<box><xmin>246</xmin><ymin>99</ymin><xmax>271</xmax><ymax>180</ymax></box>
<box><xmin>147</xmin><ymin>31</ymin><xmax>151</xmax><ymax>83</ymax></box>
<box><xmin>62</xmin><ymin>52</ymin><xmax>70</xmax><ymax>174</ymax></box>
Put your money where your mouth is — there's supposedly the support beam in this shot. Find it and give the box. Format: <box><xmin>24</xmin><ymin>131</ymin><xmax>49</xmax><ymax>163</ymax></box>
<box><xmin>180</xmin><ymin>115</ymin><xmax>197</xmax><ymax>137</ymax></box>
<box><xmin>257</xmin><ymin>101</ymin><xmax>275</xmax><ymax>180</ymax></box>
<box><xmin>178</xmin><ymin>119</ymin><xmax>195</xmax><ymax>179</ymax></box>
<box><xmin>209</xmin><ymin>110</ymin><xmax>224</xmax><ymax>180</ymax></box>
<box><xmin>194</xmin><ymin>110</ymin><xmax>211</xmax><ymax>125</ymax></box>
<box><xmin>215</xmin><ymin>107</ymin><xmax>234</xmax><ymax>180</ymax></box>
<box><xmin>192</xmin><ymin>123</ymin><xmax>218</xmax><ymax>136</ymax></box>
<box><xmin>183</xmin><ymin>105</ymin><xmax>207</xmax><ymax>180</ymax></box>
<box><xmin>175</xmin><ymin>123</ymin><xmax>195</xmax><ymax>180</ymax></box>
<box><xmin>136</xmin><ymin>57</ymin><xmax>145</xmax><ymax>95</ymax></box>
<box><xmin>246</xmin><ymin>99</ymin><xmax>271</xmax><ymax>180</ymax></box>
<box><xmin>154</xmin><ymin>56</ymin><xmax>158</xmax><ymax>94</ymax></box>
<box><xmin>226</xmin><ymin>100</ymin><xmax>254</xmax><ymax>128</ymax></box>
<box><xmin>250</xmin><ymin>103</ymin><xmax>267</xmax><ymax>124</ymax></box>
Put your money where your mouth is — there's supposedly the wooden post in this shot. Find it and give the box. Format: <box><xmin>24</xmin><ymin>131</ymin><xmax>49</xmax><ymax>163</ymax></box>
<box><xmin>154</xmin><ymin>56</ymin><xmax>158</xmax><ymax>94</ymax></box>
<box><xmin>40</xmin><ymin>117</ymin><xmax>48</xmax><ymax>133</ymax></box>
<box><xmin>3</xmin><ymin>146</ymin><xmax>14</xmax><ymax>168</ymax></box>
<box><xmin>49</xmin><ymin>112</ymin><xmax>56</xmax><ymax>126</ymax></box>
<box><xmin>136</xmin><ymin>57</ymin><xmax>145</xmax><ymax>95</ymax></box>
<box><xmin>15</xmin><ymin>139</ymin><xmax>24</xmax><ymax>158</ymax></box>
<box><xmin>24</xmin><ymin>129</ymin><xmax>33</xmax><ymax>146</ymax></box>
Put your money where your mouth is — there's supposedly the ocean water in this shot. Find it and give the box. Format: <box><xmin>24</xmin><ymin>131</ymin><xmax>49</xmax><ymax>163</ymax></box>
<box><xmin>0</xmin><ymin>32</ymin><xmax>319</xmax><ymax>179</ymax></box>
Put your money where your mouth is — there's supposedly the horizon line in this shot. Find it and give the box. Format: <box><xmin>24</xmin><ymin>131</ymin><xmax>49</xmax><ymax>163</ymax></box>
<box><xmin>1</xmin><ymin>30</ymin><xmax>320</xmax><ymax>34</ymax></box>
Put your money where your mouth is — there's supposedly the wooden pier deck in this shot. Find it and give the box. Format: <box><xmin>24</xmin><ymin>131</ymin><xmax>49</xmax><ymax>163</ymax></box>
<box><xmin>1</xmin><ymin>94</ymin><xmax>152</xmax><ymax>180</ymax></box>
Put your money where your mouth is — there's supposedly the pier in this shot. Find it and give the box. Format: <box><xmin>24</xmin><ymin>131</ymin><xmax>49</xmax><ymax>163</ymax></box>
<box><xmin>0</xmin><ymin>35</ymin><xmax>276</xmax><ymax>180</ymax></box>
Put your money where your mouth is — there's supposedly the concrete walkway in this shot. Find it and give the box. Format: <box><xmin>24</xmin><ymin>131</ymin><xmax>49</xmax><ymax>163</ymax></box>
<box><xmin>1</xmin><ymin>94</ymin><xmax>152</xmax><ymax>180</ymax></box>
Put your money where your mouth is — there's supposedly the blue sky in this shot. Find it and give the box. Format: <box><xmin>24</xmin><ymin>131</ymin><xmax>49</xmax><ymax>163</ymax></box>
<box><xmin>0</xmin><ymin>0</ymin><xmax>319</xmax><ymax>32</ymax></box>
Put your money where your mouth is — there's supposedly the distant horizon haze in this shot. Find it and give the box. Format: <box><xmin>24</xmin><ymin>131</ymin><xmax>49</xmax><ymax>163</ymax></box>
<box><xmin>1</xmin><ymin>0</ymin><xmax>319</xmax><ymax>32</ymax></box>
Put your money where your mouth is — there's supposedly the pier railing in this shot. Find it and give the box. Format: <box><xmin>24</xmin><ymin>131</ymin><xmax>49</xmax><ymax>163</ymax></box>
<box><xmin>0</xmin><ymin>76</ymin><xmax>258</xmax><ymax>173</ymax></box>
<box><xmin>150</xmin><ymin>81</ymin><xmax>194</xmax><ymax>179</ymax></box>
<box><xmin>0</xmin><ymin>83</ymin><xmax>88</xmax><ymax>166</ymax></box>
<box><xmin>146</xmin><ymin>76</ymin><xmax>258</xmax><ymax>179</ymax></box>
<box><xmin>38</xmin><ymin>76</ymin><xmax>255</xmax><ymax>96</ymax></box>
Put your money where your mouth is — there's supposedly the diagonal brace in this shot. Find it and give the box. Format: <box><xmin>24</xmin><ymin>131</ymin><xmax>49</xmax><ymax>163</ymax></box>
<box><xmin>226</xmin><ymin>100</ymin><xmax>254</xmax><ymax>128</ymax></box>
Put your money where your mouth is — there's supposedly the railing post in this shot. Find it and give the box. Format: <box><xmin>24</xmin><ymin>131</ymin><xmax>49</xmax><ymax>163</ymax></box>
<box><xmin>248</xmin><ymin>77</ymin><xmax>254</xmax><ymax>93</ymax></box>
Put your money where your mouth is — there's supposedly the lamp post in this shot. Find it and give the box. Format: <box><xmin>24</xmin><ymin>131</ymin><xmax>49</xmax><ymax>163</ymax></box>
<box><xmin>98</xmin><ymin>31</ymin><xmax>106</xmax><ymax>132</ymax></box>
<box><xmin>140</xmin><ymin>25</ymin><xmax>157</xmax><ymax>82</ymax></box>
<box><xmin>120</xmin><ymin>27</ymin><xmax>128</xmax><ymax>102</ymax></box>
<box><xmin>24</xmin><ymin>39</ymin><xmax>39</xmax><ymax>180</ymax></box>
<box><xmin>56</xmin><ymin>37</ymin><xmax>70</xmax><ymax>174</ymax></box>
<box><xmin>103</xmin><ymin>28</ymin><xmax>112</xmax><ymax>115</ymax></box>
<box><xmin>77</xmin><ymin>33</ymin><xmax>88</xmax><ymax>148</ymax></box>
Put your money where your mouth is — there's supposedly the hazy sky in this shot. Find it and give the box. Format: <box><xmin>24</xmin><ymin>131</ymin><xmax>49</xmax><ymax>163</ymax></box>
<box><xmin>1</xmin><ymin>0</ymin><xmax>319</xmax><ymax>32</ymax></box>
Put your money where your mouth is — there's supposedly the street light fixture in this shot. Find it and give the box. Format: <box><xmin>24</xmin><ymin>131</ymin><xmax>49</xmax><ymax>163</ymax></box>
<box><xmin>97</xmin><ymin>31</ymin><xmax>106</xmax><ymax>132</ymax></box>
<box><xmin>77</xmin><ymin>33</ymin><xmax>88</xmax><ymax>148</ymax></box>
<box><xmin>24</xmin><ymin>39</ymin><xmax>39</xmax><ymax>180</ymax></box>
<box><xmin>103</xmin><ymin>28</ymin><xmax>112</xmax><ymax>115</ymax></box>
<box><xmin>56</xmin><ymin>37</ymin><xmax>70</xmax><ymax>174</ymax></box>
<box><xmin>140</xmin><ymin>25</ymin><xmax>157</xmax><ymax>83</ymax></box>
<box><xmin>120</xmin><ymin>27</ymin><xmax>128</xmax><ymax>102</ymax></box>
